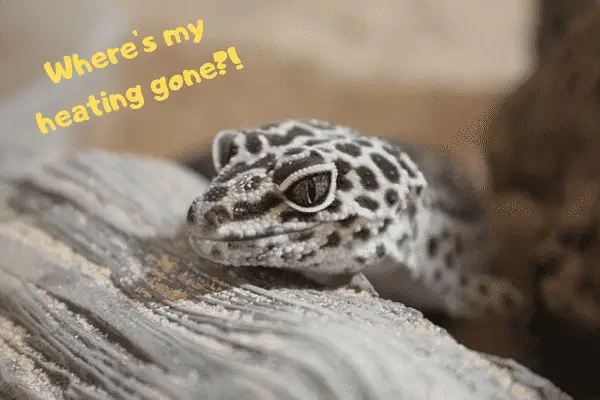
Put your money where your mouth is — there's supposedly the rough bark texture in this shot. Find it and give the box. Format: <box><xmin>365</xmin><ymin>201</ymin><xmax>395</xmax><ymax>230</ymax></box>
<box><xmin>0</xmin><ymin>141</ymin><xmax>572</xmax><ymax>399</ymax></box>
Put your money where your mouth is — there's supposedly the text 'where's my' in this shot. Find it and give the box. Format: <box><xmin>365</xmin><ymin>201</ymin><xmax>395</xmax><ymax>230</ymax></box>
<box><xmin>36</xmin><ymin>19</ymin><xmax>245</xmax><ymax>134</ymax></box>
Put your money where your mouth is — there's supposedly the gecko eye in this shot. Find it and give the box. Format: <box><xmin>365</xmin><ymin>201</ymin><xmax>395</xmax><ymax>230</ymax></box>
<box><xmin>274</xmin><ymin>153</ymin><xmax>337</xmax><ymax>212</ymax></box>
<box><xmin>212</xmin><ymin>130</ymin><xmax>239</xmax><ymax>171</ymax></box>
<box><xmin>284</xmin><ymin>173</ymin><xmax>332</xmax><ymax>209</ymax></box>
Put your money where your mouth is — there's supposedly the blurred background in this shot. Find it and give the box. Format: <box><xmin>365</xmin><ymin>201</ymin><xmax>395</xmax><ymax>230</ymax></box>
<box><xmin>2</xmin><ymin>0</ymin><xmax>600</xmax><ymax>399</ymax></box>
<box><xmin>0</xmin><ymin>0</ymin><xmax>536</xmax><ymax>184</ymax></box>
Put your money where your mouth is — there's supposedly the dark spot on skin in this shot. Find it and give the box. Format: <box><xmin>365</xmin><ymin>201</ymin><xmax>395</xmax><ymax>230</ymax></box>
<box><xmin>284</xmin><ymin>147</ymin><xmax>305</xmax><ymax>156</ymax></box>
<box><xmin>478</xmin><ymin>282</ymin><xmax>489</xmax><ymax>296</ymax></box>
<box><xmin>244</xmin><ymin>176</ymin><xmax>262</xmax><ymax>191</ymax></box>
<box><xmin>370</xmin><ymin>153</ymin><xmax>400</xmax><ymax>183</ymax></box>
<box><xmin>293</xmin><ymin>231</ymin><xmax>314</xmax><ymax>242</ymax></box>
<box><xmin>444</xmin><ymin>251</ymin><xmax>455</xmax><ymax>269</ymax></box>
<box><xmin>354</xmin><ymin>227</ymin><xmax>370</xmax><ymax>241</ymax></box>
<box><xmin>304</xmin><ymin>139</ymin><xmax>330</xmax><ymax>146</ymax></box>
<box><xmin>340</xmin><ymin>216</ymin><xmax>358</xmax><ymax>228</ymax></box>
<box><xmin>378</xmin><ymin>218</ymin><xmax>392</xmax><ymax>234</ymax></box>
<box><xmin>385</xmin><ymin>189</ymin><xmax>399</xmax><ymax>206</ymax></box>
<box><xmin>398</xmin><ymin>159</ymin><xmax>417</xmax><ymax>178</ymax></box>
<box><xmin>280</xmin><ymin>209</ymin><xmax>316</xmax><ymax>223</ymax></box>
<box><xmin>433</xmin><ymin>269</ymin><xmax>443</xmax><ymax>281</ymax></box>
<box><xmin>356</xmin><ymin>166</ymin><xmax>379</xmax><ymax>190</ymax></box>
<box><xmin>272</xmin><ymin>152</ymin><xmax>326</xmax><ymax>185</ymax></box>
<box><xmin>383</xmin><ymin>145</ymin><xmax>399</xmax><ymax>156</ymax></box>
<box><xmin>265</xmin><ymin>126</ymin><xmax>314</xmax><ymax>146</ymax></box>
<box><xmin>355</xmin><ymin>256</ymin><xmax>367</xmax><ymax>264</ymax></box>
<box><xmin>335</xmin><ymin>142</ymin><xmax>362</xmax><ymax>157</ymax></box>
<box><xmin>397</xmin><ymin>234</ymin><xmax>408</xmax><ymax>249</ymax></box>
<box><xmin>337</xmin><ymin>176</ymin><xmax>353</xmax><ymax>192</ymax></box>
<box><xmin>328</xmin><ymin>198</ymin><xmax>341</xmax><ymax>213</ymax></box>
<box><xmin>427</xmin><ymin>237</ymin><xmax>438</xmax><ymax>257</ymax></box>
<box><xmin>459</xmin><ymin>275</ymin><xmax>469</xmax><ymax>287</ymax></box>
<box><xmin>309</xmin><ymin>150</ymin><xmax>322</xmax><ymax>159</ymax></box>
<box><xmin>334</xmin><ymin>159</ymin><xmax>352</xmax><ymax>175</ymax></box>
<box><xmin>355</xmin><ymin>196</ymin><xmax>379</xmax><ymax>211</ymax></box>
<box><xmin>354</xmin><ymin>139</ymin><xmax>373</xmax><ymax>147</ymax></box>
<box><xmin>299</xmin><ymin>251</ymin><xmax>316</xmax><ymax>262</ymax></box>
<box><xmin>325</xmin><ymin>232</ymin><xmax>341</xmax><ymax>247</ymax></box>
<box><xmin>415</xmin><ymin>185</ymin><xmax>423</xmax><ymax>197</ymax></box>
<box><xmin>204</xmin><ymin>205</ymin><xmax>230</xmax><ymax>227</ymax></box>
<box><xmin>334</xmin><ymin>159</ymin><xmax>354</xmax><ymax>190</ymax></box>
<box><xmin>231</xmin><ymin>192</ymin><xmax>282</xmax><ymax>221</ymax></box>
<box><xmin>375</xmin><ymin>244</ymin><xmax>386</xmax><ymax>258</ymax></box>
<box><xmin>203</xmin><ymin>186</ymin><xmax>228</xmax><ymax>203</ymax></box>
<box><xmin>288</xmin><ymin>126</ymin><xmax>315</xmax><ymax>139</ymax></box>
<box><xmin>245</xmin><ymin>132</ymin><xmax>263</xmax><ymax>154</ymax></box>
<box><xmin>454</xmin><ymin>235</ymin><xmax>464</xmax><ymax>255</ymax></box>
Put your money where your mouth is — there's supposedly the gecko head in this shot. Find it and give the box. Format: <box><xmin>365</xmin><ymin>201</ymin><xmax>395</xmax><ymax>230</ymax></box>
<box><xmin>186</xmin><ymin>120</ymin><xmax>426</xmax><ymax>273</ymax></box>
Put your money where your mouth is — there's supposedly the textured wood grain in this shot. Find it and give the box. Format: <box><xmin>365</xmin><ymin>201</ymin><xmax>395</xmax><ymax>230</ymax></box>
<box><xmin>0</xmin><ymin>147</ymin><xmax>572</xmax><ymax>400</ymax></box>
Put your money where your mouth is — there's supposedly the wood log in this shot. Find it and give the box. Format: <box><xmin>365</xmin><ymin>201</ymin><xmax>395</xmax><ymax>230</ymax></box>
<box><xmin>0</xmin><ymin>144</ymin><xmax>572</xmax><ymax>399</ymax></box>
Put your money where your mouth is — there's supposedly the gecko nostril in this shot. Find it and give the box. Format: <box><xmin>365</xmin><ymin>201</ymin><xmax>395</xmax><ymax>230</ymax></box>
<box><xmin>186</xmin><ymin>204</ymin><xmax>196</xmax><ymax>224</ymax></box>
<box><xmin>204</xmin><ymin>205</ymin><xmax>230</xmax><ymax>227</ymax></box>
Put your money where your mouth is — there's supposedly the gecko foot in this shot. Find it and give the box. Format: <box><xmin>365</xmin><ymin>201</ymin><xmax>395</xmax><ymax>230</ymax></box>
<box><xmin>301</xmin><ymin>271</ymin><xmax>379</xmax><ymax>296</ymax></box>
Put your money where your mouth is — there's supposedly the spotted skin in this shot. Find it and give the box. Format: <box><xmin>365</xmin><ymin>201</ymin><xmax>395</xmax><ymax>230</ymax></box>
<box><xmin>186</xmin><ymin>120</ymin><xmax>523</xmax><ymax>317</ymax></box>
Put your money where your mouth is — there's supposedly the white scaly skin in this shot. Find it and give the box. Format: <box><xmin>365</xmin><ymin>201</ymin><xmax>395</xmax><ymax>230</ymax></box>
<box><xmin>186</xmin><ymin>119</ymin><xmax>523</xmax><ymax>318</ymax></box>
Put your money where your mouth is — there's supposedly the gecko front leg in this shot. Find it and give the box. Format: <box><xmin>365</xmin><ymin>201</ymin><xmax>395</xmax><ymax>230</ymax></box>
<box><xmin>301</xmin><ymin>270</ymin><xmax>378</xmax><ymax>295</ymax></box>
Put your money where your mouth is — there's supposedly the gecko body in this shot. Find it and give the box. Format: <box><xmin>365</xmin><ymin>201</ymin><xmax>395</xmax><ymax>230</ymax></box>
<box><xmin>186</xmin><ymin>120</ymin><xmax>522</xmax><ymax>317</ymax></box>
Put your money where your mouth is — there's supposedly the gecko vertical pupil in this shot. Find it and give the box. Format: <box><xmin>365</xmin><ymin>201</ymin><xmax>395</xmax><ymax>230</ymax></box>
<box><xmin>285</xmin><ymin>173</ymin><xmax>331</xmax><ymax>207</ymax></box>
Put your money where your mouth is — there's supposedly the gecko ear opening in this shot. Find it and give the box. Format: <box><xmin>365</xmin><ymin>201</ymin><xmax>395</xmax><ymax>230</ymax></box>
<box><xmin>212</xmin><ymin>130</ymin><xmax>240</xmax><ymax>171</ymax></box>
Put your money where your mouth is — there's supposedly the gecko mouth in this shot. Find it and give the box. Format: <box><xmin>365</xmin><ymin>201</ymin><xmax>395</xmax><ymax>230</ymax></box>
<box><xmin>188</xmin><ymin>223</ymin><xmax>326</xmax><ymax>243</ymax></box>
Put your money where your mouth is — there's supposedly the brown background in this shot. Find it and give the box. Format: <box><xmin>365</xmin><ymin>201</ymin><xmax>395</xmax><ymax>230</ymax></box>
<box><xmin>76</xmin><ymin>0</ymin><xmax>537</xmax><ymax>191</ymax></box>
